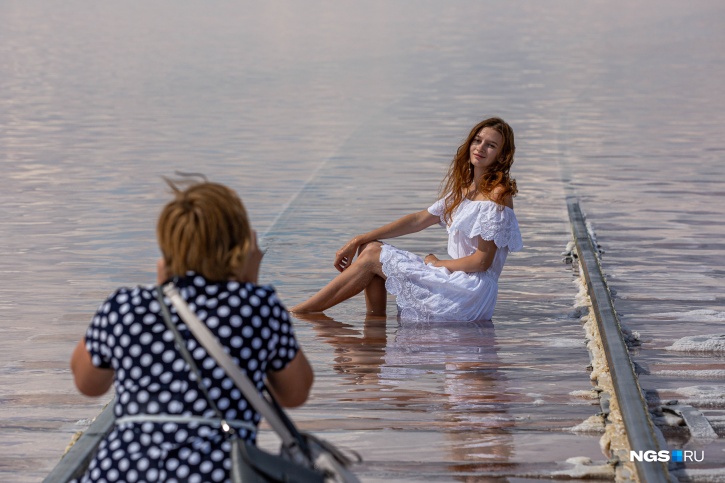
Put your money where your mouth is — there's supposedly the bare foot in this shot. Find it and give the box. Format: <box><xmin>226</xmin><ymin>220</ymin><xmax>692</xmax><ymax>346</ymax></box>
<box><xmin>290</xmin><ymin>310</ymin><xmax>335</xmax><ymax>323</ymax></box>
<box><xmin>364</xmin><ymin>311</ymin><xmax>387</xmax><ymax>319</ymax></box>
<box><xmin>289</xmin><ymin>305</ymin><xmax>311</xmax><ymax>315</ymax></box>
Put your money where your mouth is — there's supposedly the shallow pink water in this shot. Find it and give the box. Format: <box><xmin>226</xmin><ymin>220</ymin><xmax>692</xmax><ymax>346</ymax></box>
<box><xmin>1</xmin><ymin>1</ymin><xmax>724</xmax><ymax>480</ymax></box>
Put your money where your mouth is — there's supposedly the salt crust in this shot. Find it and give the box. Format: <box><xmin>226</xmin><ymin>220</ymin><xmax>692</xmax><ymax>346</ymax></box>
<box><xmin>551</xmin><ymin>456</ymin><xmax>614</xmax><ymax>479</ymax></box>
<box><xmin>652</xmin><ymin>309</ymin><xmax>725</xmax><ymax>322</ymax></box>
<box><xmin>654</xmin><ymin>369</ymin><xmax>725</xmax><ymax>379</ymax></box>
<box><xmin>570</xmin><ymin>414</ymin><xmax>606</xmax><ymax>433</ymax></box>
<box><xmin>574</xmin><ymin>264</ymin><xmax>637</xmax><ymax>481</ymax></box>
<box><xmin>665</xmin><ymin>334</ymin><xmax>725</xmax><ymax>353</ymax></box>
<box><xmin>665</xmin><ymin>385</ymin><xmax>725</xmax><ymax>409</ymax></box>
<box><xmin>674</xmin><ymin>385</ymin><xmax>725</xmax><ymax>400</ymax></box>
<box><xmin>547</xmin><ymin>338</ymin><xmax>587</xmax><ymax>348</ymax></box>
<box><xmin>671</xmin><ymin>468</ymin><xmax>725</xmax><ymax>483</ymax></box>
<box><xmin>569</xmin><ymin>389</ymin><xmax>600</xmax><ymax>400</ymax></box>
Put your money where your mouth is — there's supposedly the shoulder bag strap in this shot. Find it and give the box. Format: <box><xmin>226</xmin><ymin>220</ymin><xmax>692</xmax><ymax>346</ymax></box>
<box><xmin>161</xmin><ymin>282</ymin><xmax>300</xmax><ymax>448</ymax></box>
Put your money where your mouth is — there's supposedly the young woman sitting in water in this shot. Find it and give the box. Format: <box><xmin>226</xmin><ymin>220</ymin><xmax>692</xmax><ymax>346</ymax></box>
<box><xmin>71</xmin><ymin>180</ymin><xmax>313</xmax><ymax>483</ymax></box>
<box><xmin>291</xmin><ymin>117</ymin><xmax>523</xmax><ymax>322</ymax></box>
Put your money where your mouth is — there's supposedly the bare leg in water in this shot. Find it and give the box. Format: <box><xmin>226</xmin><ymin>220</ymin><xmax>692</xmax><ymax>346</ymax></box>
<box><xmin>291</xmin><ymin>242</ymin><xmax>387</xmax><ymax>316</ymax></box>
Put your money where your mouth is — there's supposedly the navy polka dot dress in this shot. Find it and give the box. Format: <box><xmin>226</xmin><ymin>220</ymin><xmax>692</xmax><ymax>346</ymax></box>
<box><xmin>78</xmin><ymin>272</ymin><xmax>299</xmax><ymax>483</ymax></box>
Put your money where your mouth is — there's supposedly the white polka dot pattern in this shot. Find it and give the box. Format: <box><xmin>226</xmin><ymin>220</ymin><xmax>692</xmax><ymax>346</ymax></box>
<box><xmin>77</xmin><ymin>272</ymin><xmax>299</xmax><ymax>483</ymax></box>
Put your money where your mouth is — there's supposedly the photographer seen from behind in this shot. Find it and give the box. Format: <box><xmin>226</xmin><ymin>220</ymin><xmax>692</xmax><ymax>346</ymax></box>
<box><xmin>71</xmin><ymin>179</ymin><xmax>313</xmax><ymax>482</ymax></box>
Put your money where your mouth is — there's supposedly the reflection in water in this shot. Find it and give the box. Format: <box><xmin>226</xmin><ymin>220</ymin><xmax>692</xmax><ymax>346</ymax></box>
<box><xmin>295</xmin><ymin>313</ymin><xmax>513</xmax><ymax>477</ymax></box>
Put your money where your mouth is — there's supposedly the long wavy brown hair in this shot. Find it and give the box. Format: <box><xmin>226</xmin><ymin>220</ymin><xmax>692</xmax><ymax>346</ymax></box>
<box><xmin>439</xmin><ymin>117</ymin><xmax>517</xmax><ymax>223</ymax></box>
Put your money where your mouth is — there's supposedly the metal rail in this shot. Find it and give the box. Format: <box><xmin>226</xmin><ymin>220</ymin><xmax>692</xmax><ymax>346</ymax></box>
<box><xmin>567</xmin><ymin>197</ymin><xmax>671</xmax><ymax>483</ymax></box>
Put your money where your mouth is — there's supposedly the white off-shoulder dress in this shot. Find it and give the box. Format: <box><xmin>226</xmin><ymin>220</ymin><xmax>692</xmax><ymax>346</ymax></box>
<box><xmin>380</xmin><ymin>198</ymin><xmax>523</xmax><ymax>322</ymax></box>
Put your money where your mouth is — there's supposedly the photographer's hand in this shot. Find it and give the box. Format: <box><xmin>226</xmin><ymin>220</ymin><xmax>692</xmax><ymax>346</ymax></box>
<box><xmin>238</xmin><ymin>230</ymin><xmax>264</xmax><ymax>284</ymax></box>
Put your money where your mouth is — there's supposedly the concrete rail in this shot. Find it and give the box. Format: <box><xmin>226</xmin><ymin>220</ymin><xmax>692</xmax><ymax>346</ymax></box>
<box><xmin>42</xmin><ymin>400</ymin><xmax>115</xmax><ymax>483</ymax></box>
<box><xmin>567</xmin><ymin>197</ymin><xmax>671</xmax><ymax>483</ymax></box>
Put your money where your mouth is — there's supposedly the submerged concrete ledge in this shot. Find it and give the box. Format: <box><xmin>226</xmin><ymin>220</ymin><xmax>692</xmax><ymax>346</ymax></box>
<box><xmin>567</xmin><ymin>197</ymin><xmax>671</xmax><ymax>483</ymax></box>
<box><xmin>43</xmin><ymin>399</ymin><xmax>115</xmax><ymax>483</ymax></box>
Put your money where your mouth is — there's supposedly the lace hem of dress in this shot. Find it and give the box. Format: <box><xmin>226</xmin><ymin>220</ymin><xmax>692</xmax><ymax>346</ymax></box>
<box><xmin>449</xmin><ymin>202</ymin><xmax>523</xmax><ymax>251</ymax></box>
<box><xmin>380</xmin><ymin>245</ymin><xmax>465</xmax><ymax>322</ymax></box>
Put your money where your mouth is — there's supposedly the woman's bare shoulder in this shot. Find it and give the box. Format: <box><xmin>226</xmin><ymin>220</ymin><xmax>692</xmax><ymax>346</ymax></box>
<box><xmin>487</xmin><ymin>185</ymin><xmax>514</xmax><ymax>209</ymax></box>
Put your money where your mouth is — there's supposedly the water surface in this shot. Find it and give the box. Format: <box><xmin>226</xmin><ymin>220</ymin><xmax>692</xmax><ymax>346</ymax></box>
<box><xmin>1</xmin><ymin>1</ymin><xmax>724</xmax><ymax>480</ymax></box>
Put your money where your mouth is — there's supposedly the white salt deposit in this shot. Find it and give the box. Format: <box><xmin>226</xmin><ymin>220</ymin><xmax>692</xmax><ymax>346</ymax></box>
<box><xmin>569</xmin><ymin>414</ymin><xmax>606</xmax><ymax>433</ymax></box>
<box><xmin>674</xmin><ymin>386</ymin><xmax>725</xmax><ymax>400</ymax></box>
<box><xmin>653</xmin><ymin>309</ymin><xmax>725</xmax><ymax>322</ymax></box>
<box><xmin>671</xmin><ymin>468</ymin><xmax>725</xmax><ymax>482</ymax></box>
<box><xmin>665</xmin><ymin>334</ymin><xmax>725</xmax><ymax>353</ymax></box>
<box><xmin>574</xmin><ymin>263</ymin><xmax>636</xmax><ymax>480</ymax></box>
<box><xmin>671</xmin><ymin>386</ymin><xmax>725</xmax><ymax>407</ymax></box>
<box><xmin>551</xmin><ymin>455</ymin><xmax>614</xmax><ymax>479</ymax></box>
<box><xmin>565</xmin><ymin>456</ymin><xmax>593</xmax><ymax>465</ymax></box>
<box><xmin>654</xmin><ymin>369</ymin><xmax>725</xmax><ymax>379</ymax></box>
<box><xmin>573</xmin><ymin>278</ymin><xmax>589</xmax><ymax>307</ymax></box>
<box><xmin>547</xmin><ymin>338</ymin><xmax>586</xmax><ymax>348</ymax></box>
<box><xmin>569</xmin><ymin>390</ymin><xmax>599</xmax><ymax>400</ymax></box>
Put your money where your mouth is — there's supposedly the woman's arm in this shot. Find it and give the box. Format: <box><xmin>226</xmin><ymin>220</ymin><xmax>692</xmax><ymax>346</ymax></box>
<box><xmin>70</xmin><ymin>338</ymin><xmax>114</xmax><ymax>397</ymax></box>
<box><xmin>335</xmin><ymin>210</ymin><xmax>440</xmax><ymax>272</ymax></box>
<box><xmin>266</xmin><ymin>349</ymin><xmax>314</xmax><ymax>408</ymax></box>
<box><xmin>424</xmin><ymin>237</ymin><xmax>498</xmax><ymax>273</ymax></box>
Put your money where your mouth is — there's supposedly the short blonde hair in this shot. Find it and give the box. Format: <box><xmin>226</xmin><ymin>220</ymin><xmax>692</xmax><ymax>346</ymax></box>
<box><xmin>157</xmin><ymin>180</ymin><xmax>251</xmax><ymax>281</ymax></box>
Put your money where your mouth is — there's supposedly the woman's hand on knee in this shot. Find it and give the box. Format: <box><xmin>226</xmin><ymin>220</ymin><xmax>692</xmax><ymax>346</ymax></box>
<box><xmin>334</xmin><ymin>237</ymin><xmax>360</xmax><ymax>272</ymax></box>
